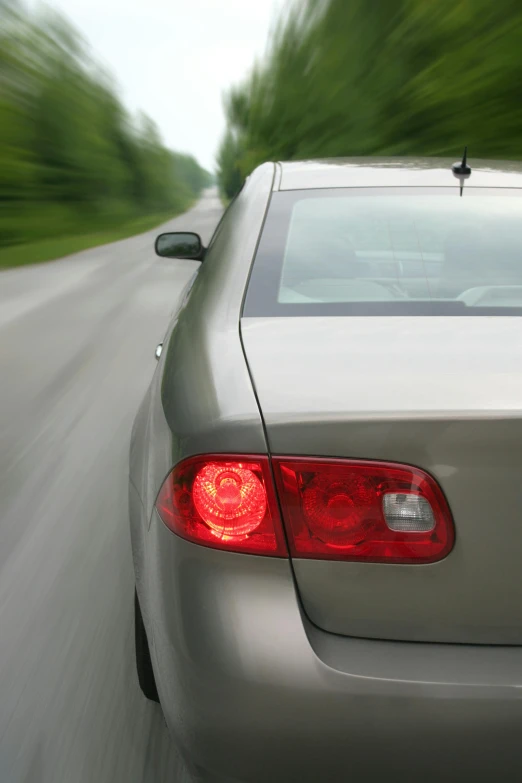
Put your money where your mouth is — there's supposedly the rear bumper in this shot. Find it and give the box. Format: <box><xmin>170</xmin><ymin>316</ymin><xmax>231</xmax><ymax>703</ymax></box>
<box><xmin>148</xmin><ymin>512</ymin><xmax>522</xmax><ymax>783</ymax></box>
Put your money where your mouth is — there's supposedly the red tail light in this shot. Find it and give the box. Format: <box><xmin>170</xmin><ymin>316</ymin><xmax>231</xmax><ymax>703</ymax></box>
<box><xmin>272</xmin><ymin>458</ymin><xmax>454</xmax><ymax>564</ymax></box>
<box><xmin>155</xmin><ymin>455</ymin><xmax>287</xmax><ymax>556</ymax></box>
<box><xmin>156</xmin><ymin>455</ymin><xmax>454</xmax><ymax>563</ymax></box>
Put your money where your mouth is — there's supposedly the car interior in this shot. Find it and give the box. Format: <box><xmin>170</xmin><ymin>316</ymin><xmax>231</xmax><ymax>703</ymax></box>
<box><xmin>278</xmin><ymin>201</ymin><xmax>522</xmax><ymax>307</ymax></box>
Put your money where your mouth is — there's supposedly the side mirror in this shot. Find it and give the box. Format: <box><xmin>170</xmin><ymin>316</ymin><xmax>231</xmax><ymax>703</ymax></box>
<box><xmin>154</xmin><ymin>232</ymin><xmax>204</xmax><ymax>260</ymax></box>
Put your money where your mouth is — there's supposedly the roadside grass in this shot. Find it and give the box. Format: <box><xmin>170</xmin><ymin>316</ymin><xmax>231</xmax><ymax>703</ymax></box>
<box><xmin>0</xmin><ymin>210</ymin><xmax>186</xmax><ymax>270</ymax></box>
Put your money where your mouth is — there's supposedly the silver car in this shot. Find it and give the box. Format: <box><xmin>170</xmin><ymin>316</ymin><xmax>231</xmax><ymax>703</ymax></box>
<box><xmin>129</xmin><ymin>157</ymin><xmax>522</xmax><ymax>783</ymax></box>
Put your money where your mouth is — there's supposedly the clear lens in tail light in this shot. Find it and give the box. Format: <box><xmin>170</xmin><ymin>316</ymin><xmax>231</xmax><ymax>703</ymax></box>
<box><xmin>272</xmin><ymin>458</ymin><xmax>454</xmax><ymax>564</ymax></box>
<box><xmin>156</xmin><ymin>455</ymin><xmax>287</xmax><ymax>556</ymax></box>
<box><xmin>383</xmin><ymin>493</ymin><xmax>435</xmax><ymax>532</ymax></box>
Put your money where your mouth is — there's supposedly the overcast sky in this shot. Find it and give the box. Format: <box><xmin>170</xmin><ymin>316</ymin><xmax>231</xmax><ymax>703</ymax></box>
<box><xmin>44</xmin><ymin>0</ymin><xmax>282</xmax><ymax>171</ymax></box>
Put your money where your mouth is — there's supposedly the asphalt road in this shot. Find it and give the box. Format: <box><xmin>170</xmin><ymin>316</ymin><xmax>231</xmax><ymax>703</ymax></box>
<box><xmin>0</xmin><ymin>189</ymin><xmax>223</xmax><ymax>783</ymax></box>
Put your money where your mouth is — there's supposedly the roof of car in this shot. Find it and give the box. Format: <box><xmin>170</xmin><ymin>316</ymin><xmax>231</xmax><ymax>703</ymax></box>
<box><xmin>276</xmin><ymin>157</ymin><xmax>522</xmax><ymax>191</ymax></box>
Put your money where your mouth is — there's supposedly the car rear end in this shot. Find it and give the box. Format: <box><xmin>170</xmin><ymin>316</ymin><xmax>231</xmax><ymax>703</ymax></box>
<box><xmin>146</xmin><ymin>162</ymin><xmax>522</xmax><ymax>782</ymax></box>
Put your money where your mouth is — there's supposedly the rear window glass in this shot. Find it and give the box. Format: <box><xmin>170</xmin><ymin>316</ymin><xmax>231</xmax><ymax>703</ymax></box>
<box><xmin>243</xmin><ymin>187</ymin><xmax>522</xmax><ymax>316</ymax></box>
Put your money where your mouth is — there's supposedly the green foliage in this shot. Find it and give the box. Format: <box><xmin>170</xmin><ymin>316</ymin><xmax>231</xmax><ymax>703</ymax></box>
<box><xmin>0</xmin><ymin>2</ymin><xmax>211</xmax><ymax>253</ymax></box>
<box><xmin>216</xmin><ymin>130</ymin><xmax>244</xmax><ymax>201</ymax></box>
<box><xmin>218</xmin><ymin>0</ymin><xmax>522</xmax><ymax>198</ymax></box>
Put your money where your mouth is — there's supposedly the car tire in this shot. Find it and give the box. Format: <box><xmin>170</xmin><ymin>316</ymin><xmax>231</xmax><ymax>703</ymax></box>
<box><xmin>134</xmin><ymin>589</ymin><xmax>160</xmax><ymax>703</ymax></box>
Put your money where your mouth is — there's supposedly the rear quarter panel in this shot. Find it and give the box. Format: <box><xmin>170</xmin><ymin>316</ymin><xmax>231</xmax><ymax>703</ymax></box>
<box><xmin>131</xmin><ymin>163</ymin><xmax>277</xmax><ymax>629</ymax></box>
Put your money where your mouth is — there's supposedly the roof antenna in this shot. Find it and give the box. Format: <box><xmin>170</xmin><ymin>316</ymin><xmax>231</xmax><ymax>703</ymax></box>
<box><xmin>452</xmin><ymin>146</ymin><xmax>471</xmax><ymax>196</ymax></box>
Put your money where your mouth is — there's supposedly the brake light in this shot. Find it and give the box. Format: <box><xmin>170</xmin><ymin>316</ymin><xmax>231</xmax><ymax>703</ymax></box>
<box><xmin>272</xmin><ymin>458</ymin><xmax>454</xmax><ymax>564</ymax></box>
<box><xmin>156</xmin><ymin>455</ymin><xmax>454</xmax><ymax>563</ymax></box>
<box><xmin>155</xmin><ymin>455</ymin><xmax>287</xmax><ymax>556</ymax></box>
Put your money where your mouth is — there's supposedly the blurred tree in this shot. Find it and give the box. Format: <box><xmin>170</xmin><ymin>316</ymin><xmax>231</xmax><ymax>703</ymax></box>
<box><xmin>0</xmin><ymin>3</ymin><xmax>211</xmax><ymax>248</ymax></box>
<box><xmin>218</xmin><ymin>0</ymin><xmax>522</xmax><ymax>198</ymax></box>
<box><xmin>216</xmin><ymin>130</ymin><xmax>244</xmax><ymax>201</ymax></box>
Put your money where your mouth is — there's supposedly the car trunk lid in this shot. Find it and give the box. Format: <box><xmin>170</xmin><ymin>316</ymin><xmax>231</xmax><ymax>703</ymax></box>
<box><xmin>241</xmin><ymin>315</ymin><xmax>522</xmax><ymax>644</ymax></box>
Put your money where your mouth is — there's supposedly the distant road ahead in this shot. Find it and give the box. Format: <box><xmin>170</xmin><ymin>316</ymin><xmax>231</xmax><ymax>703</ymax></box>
<box><xmin>0</xmin><ymin>189</ymin><xmax>223</xmax><ymax>783</ymax></box>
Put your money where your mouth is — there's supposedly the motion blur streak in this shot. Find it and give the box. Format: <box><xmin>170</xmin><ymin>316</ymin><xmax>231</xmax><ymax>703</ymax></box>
<box><xmin>218</xmin><ymin>0</ymin><xmax>522</xmax><ymax>199</ymax></box>
<box><xmin>0</xmin><ymin>191</ymin><xmax>222</xmax><ymax>783</ymax></box>
<box><xmin>0</xmin><ymin>1</ymin><xmax>211</xmax><ymax>267</ymax></box>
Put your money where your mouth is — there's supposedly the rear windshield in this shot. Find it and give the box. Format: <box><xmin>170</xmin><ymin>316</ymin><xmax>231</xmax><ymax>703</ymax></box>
<box><xmin>243</xmin><ymin>187</ymin><xmax>522</xmax><ymax>316</ymax></box>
